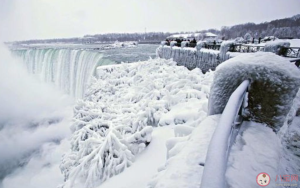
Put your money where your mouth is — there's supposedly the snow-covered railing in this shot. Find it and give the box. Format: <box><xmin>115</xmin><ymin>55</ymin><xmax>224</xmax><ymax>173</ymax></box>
<box><xmin>285</xmin><ymin>47</ymin><xmax>300</xmax><ymax>58</ymax></box>
<box><xmin>201</xmin><ymin>80</ymin><xmax>250</xmax><ymax>188</ymax></box>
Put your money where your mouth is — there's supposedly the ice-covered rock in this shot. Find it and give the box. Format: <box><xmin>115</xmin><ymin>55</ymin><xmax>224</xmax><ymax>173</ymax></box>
<box><xmin>208</xmin><ymin>52</ymin><xmax>300</xmax><ymax>131</ymax></box>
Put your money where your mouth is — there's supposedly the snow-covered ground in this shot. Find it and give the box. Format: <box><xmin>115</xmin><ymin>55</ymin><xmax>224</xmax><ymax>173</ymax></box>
<box><xmin>2</xmin><ymin>50</ymin><xmax>300</xmax><ymax>188</ymax></box>
<box><xmin>98</xmin><ymin>126</ymin><xmax>174</xmax><ymax>188</ymax></box>
<box><xmin>149</xmin><ymin>115</ymin><xmax>220</xmax><ymax>188</ymax></box>
<box><xmin>226</xmin><ymin>121</ymin><xmax>282</xmax><ymax>188</ymax></box>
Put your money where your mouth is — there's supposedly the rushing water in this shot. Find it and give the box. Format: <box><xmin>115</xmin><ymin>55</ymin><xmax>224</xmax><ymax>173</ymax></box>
<box><xmin>13</xmin><ymin>49</ymin><xmax>104</xmax><ymax>98</ymax></box>
<box><xmin>12</xmin><ymin>44</ymin><xmax>158</xmax><ymax>98</ymax></box>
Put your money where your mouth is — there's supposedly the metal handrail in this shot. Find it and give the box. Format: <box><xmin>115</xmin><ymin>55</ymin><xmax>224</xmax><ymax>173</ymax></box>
<box><xmin>200</xmin><ymin>80</ymin><xmax>250</xmax><ymax>188</ymax></box>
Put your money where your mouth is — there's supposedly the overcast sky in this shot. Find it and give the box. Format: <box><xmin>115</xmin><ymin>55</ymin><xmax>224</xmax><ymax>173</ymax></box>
<box><xmin>1</xmin><ymin>0</ymin><xmax>300</xmax><ymax>41</ymax></box>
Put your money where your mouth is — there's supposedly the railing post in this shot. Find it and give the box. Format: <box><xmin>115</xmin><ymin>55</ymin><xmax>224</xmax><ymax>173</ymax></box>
<box><xmin>200</xmin><ymin>80</ymin><xmax>250</xmax><ymax>188</ymax></box>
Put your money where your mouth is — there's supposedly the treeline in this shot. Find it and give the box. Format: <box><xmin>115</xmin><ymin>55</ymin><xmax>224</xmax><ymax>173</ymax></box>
<box><xmin>84</xmin><ymin>32</ymin><xmax>172</xmax><ymax>42</ymax></box>
<box><xmin>11</xmin><ymin>32</ymin><xmax>174</xmax><ymax>44</ymax></box>
<box><xmin>10</xmin><ymin>14</ymin><xmax>300</xmax><ymax>44</ymax></box>
<box><xmin>220</xmin><ymin>14</ymin><xmax>300</xmax><ymax>39</ymax></box>
<box><xmin>83</xmin><ymin>29</ymin><xmax>221</xmax><ymax>42</ymax></box>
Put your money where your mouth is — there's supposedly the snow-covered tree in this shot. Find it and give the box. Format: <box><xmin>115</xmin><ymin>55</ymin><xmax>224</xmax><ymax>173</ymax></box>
<box><xmin>244</xmin><ymin>32</ymin><xmax>252</xmax><ymax>42</ymax></box>
<box><xmin>60</xmin><ymin>99</ymin><xmax>153</xmax><ymax>188</ymax></box>
<box><xmin>60</xmin><ymin>58</ymin><xmax>212</xmax><ymax>188</ymax></box>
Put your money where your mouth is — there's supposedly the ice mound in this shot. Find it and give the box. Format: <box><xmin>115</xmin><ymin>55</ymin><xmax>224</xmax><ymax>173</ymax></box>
<box><xmin>208</xmin><ymin>52</ymin><xmax>300</xmax><ymax>131</ymax></box>
<box><xmin>60</xmin><ymin>58</ymin><xmax>214</xmax><ymax>188</ymax></box>
<box><xmin>264</xmin><ymin>40</ymin><xmax>290</xmax><ymax>55</ymax></box>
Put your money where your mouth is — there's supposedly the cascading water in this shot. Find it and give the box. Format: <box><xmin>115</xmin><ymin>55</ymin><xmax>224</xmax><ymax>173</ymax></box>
<box><xmin>13</xmin><ymin>48</ymin><xmax>104</xmax><ymax>98</ymax></box>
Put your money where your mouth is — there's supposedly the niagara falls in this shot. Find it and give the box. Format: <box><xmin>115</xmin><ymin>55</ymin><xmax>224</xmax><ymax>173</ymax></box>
<box><xmin>1</xmin><ymin>1</ymin><xmax>300</xmax><ymax>188</ymax></box>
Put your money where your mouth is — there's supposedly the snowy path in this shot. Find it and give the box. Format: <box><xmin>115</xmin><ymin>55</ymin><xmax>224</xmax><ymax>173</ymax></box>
<box><xmin>98</xmin><ymin>127</ymin><xmax>174</xmax><ymax>188</ymax></box>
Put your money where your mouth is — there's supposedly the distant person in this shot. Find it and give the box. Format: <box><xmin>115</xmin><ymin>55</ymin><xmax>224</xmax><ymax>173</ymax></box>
<box><xmin>258</xmin><ymin>37</ymin><xmax>261</xmax><ymax>44</ymax></box>
<box><xmin>252</xmin><ymin>38</ymin><xmax>255</xmax><ymax>44</ymax></box>
<box><xmin>165</xmin><ymin>39</ymin><xmax>170</xmax><ymax>45</ymax></box>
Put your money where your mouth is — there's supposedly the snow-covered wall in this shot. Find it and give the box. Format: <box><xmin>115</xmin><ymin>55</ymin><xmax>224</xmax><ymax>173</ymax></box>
<box><xmin>156</xmin><ymin>46</ymin><xmax>229</xmax><ymax>73</ymax></box>
<box><xmin>208</xmin><ymin>52</ymin><xmax>300</xmax><ymax>131</ymax></box>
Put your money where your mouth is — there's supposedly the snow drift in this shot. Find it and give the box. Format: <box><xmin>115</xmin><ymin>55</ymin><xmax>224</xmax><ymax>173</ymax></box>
<box><xmin>149</xmin><ymin>115</ymin><xmax>220</xmax><ymax>188</ymax></box>
<box><xmin>226</xmin><ymin>122</ymin><xmax>282</xmax><ymax>188</ymax></box>
<box><xmin>208</xmin><ymin>52</ymin><xmax>300</xmax><ymax>131</ymax></box>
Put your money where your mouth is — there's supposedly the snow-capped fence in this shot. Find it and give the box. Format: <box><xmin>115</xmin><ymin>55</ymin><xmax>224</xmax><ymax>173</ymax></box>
<box><xmin>201</xmin><ymin>80</ymin><xmax>249</xmax><ymax>188</ymax></box>
<box><xmin>230</xmin><ymin>44</ymin><xmax>264</xmax><ymax>53</ymax></box>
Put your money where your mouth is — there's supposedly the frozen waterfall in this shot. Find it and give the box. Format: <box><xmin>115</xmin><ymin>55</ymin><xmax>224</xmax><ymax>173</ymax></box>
<box><xmin>13</xmin><ymin>49</ymin><xmax>104</xmax><ymax>98</ymax></box>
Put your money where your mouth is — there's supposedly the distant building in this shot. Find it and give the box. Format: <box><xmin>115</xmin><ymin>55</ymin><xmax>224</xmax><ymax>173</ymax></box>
<box><xmin>203</xmin><ymin>32</ymin><xmax>217</xmax><ymax>41</ymax></box>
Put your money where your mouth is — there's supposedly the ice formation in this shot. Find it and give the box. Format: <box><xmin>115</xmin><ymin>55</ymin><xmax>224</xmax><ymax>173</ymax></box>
<box><xmin>196</xmin><ymin>41</ymin><xmax>206</xmax><ymax>51</ymax></box>
<box><xmin>208</xmin><ymin>52</ymin><xmax>300</xmax><ymax>131</ymax></box>
<box><xmin>181</xmin><ymin>41</ymin><xmax>189</xmax><ymax>48</ymax></box>
<box><xmin>60</xmin><ymin>58</ymin><xmax>215</xmax><ymax>188</ymax></box>
<box><xmin>264</xmin><ymin>40</ymin><xmax>290</xmax><ymax>55</ymax></box>
<box><xmin>219</xmin><ymin>40</ymin><xmax>235</xmax><ymax>61</ymax></box>
<box><xmin>156</xmin><ymin>46</ymin><xmax>227</xmax><ymax>72</ymax></box>
<box><xmin>170</xmin><ymin>41</ymin><xmax>177</xmax><ymax>47</ymax></box>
